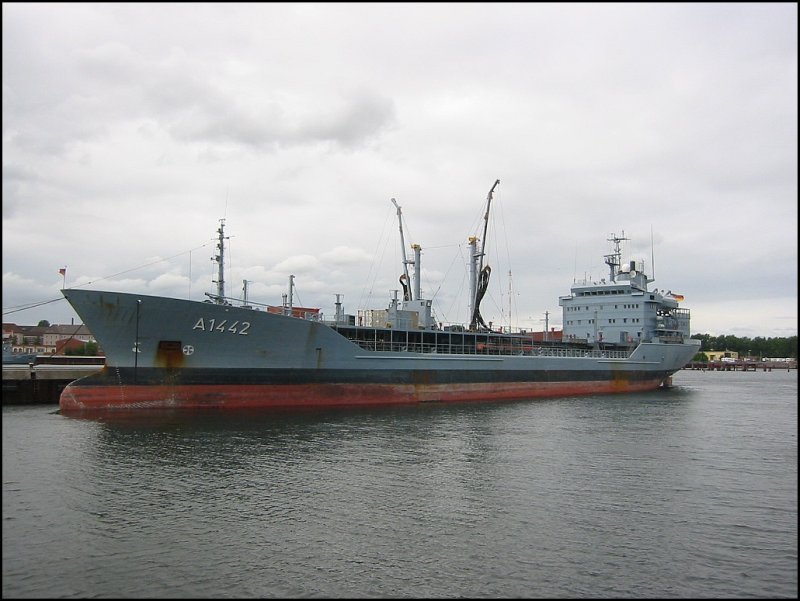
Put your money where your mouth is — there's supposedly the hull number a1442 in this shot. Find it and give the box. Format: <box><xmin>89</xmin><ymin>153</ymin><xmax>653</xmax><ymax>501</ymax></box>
<box><xmin>192</xmin><ymin>318</ymin><xmax>251</xmax><ymax>335</ymax></box>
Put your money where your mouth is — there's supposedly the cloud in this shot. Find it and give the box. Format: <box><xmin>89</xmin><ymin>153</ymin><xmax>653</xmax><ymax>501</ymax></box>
<box><xmin>320</xmin><ymin>246</ymin><xmax>373</xmax><ymax>266</ymax></box>
<box><xmin>2</xmin><ymin>3</ymin><xmax>796</xmax><ymax>337</ymax></box>
<box><xmin>272</xmin><ymin>254</ymin><xmax>321</xmax><ymax>275</ymax></box>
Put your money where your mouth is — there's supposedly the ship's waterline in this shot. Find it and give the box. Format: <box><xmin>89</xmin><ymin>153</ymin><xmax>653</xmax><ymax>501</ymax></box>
<box><xmin>59</xmin><ymin>372</ymin><xmax>673</xmax><ymax>411</ymax></box>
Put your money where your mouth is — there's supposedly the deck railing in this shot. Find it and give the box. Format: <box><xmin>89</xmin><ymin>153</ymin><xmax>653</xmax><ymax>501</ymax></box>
<box><xmin>348</xmin><ymin>339</ymin><xmax>631</xmax><ymax>359</ymax></box>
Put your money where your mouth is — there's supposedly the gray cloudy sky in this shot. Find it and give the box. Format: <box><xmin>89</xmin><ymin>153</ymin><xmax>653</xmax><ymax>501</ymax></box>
<box><xmin>3</xmin><ymin>3</ymin><xmax>797</xmax><ymax>338</ymax></box>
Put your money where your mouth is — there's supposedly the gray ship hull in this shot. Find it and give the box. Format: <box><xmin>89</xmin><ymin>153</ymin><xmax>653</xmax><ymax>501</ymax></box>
<box><xmin>59</xmin><ymin>289</ymin><xmax>700</xmax><ymax>412</ymax></box>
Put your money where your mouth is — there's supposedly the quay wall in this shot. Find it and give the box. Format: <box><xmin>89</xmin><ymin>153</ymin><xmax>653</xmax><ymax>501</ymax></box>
<box><xmin>685</xmin><ymin>360</ymin><xmax>797</xmax><ymax>372</ymax></box>
<box><xmin>3</xmin><ymin>363</ymin><xmax>103</xmax><ymax>404</ymax></box>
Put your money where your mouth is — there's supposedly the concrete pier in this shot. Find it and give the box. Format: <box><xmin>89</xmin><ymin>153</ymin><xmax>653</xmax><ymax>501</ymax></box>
<box><xmin>685</xmin><ymin>360</ymin><xmax>796</xmax><ymax>371</ymax></box>
<box><xmin>3</xmin><ymin>363</ymin><xmax>104</xmax><ymax>404</ymax></box>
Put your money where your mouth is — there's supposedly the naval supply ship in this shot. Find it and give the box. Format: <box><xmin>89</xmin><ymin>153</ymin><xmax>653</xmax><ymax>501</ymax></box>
<box><xmin>59</xmin><ymin>180</ymin><xmax>700</xmax><ymax>412</ymax></box>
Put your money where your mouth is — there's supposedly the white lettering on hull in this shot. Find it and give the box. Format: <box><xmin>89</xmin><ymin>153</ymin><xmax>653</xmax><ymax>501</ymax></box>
<box><xmin>192</xmin><ymin>318</ymin><xmax>251</xmax><ymax>335</ymax></box>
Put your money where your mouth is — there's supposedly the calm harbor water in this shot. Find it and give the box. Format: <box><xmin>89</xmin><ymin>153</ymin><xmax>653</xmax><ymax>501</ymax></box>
<box><xmin>3</xmin><ymin>369</ymin><xmax>797</xmax><ymax>598</ymax></box>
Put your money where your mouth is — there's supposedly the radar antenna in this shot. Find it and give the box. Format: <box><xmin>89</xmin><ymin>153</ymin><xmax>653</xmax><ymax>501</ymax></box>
<box><xmin>604</xmin><ymin>231</ymin><xmax>628</xmax><ymax>283</ymax></box>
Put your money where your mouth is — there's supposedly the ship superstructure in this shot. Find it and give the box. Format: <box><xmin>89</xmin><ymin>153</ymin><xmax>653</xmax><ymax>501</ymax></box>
<box><xmin>560</xmin><ymin>233</ymin><xmax>690</xmax><ymax>347</ymax></box>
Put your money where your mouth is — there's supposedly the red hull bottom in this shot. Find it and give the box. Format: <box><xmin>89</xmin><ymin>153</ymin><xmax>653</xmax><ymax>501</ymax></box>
<box><xmin>59</xmin><ymin>379</ymin><xmax>667</xmax><ymax>413</ymax></box>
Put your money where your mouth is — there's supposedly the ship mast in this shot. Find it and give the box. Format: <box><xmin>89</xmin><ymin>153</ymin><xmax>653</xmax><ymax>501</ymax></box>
<box><xmin>391</xmin><ymin>198</ymin><xmax>412</xmax><ymax>301</ymax></box>
<box><xmin>604</xmin><ymin>231</ymin><xmax>628</xmax><ymax>283</ymax></box>
<box><xmin>477</xmin><ymin>180</ymin><xmax>499</xmax><ymax>277</ymax></box>
<box><xmin>212</xmin><ymin>218</ymin><xmax>229</xmax><ymax>303</ymax></box>
<box><xmin>470</xmin><ymin>179</ymin><xmax>500</xmax><ymax>330</ymax></box>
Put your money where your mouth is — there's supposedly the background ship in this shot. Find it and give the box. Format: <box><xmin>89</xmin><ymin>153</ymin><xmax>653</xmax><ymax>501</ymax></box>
<box><xmin>59</xmin><ymin>181</ymin><xmax>700</xmax><ymax>412</ymax></box>
<box><xmin>2</xmin><ymin>342</ymin><xmax>38</xmax><ymax>365</ymax></box>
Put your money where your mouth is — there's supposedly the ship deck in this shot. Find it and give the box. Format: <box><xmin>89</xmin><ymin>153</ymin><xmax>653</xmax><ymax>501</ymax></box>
<box><xmin>331</xmin><ymin>324</ymin><xmax>636</xmax><ymax>358</ymax></box>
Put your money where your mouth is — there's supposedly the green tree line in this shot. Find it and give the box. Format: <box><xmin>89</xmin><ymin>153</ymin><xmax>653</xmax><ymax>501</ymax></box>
<box><xmin>690</xmin><ymin>333</ymin><xmax>798</xmax><ymax>359</ymax></box>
